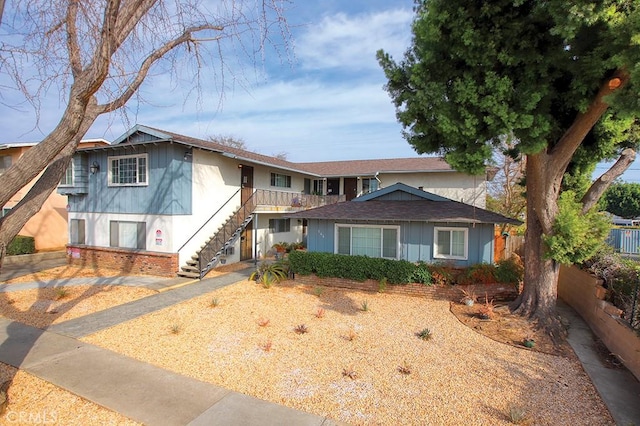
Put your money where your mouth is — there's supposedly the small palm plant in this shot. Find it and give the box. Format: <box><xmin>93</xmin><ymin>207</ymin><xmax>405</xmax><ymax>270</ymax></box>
<box><xmin>250</xmin><ymin>260</ymin><xmax>289</xmax><ymax>288</ymax></box>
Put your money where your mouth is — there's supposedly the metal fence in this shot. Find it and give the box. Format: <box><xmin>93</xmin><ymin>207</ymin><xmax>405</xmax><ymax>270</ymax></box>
<box><xmin>607</xmin><ymin>228</ymin><xmax>640</xmax><ymax>256</ymax></box>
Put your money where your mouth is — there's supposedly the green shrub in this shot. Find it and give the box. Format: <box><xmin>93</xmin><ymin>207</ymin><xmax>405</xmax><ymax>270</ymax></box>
<box><xmin>458</xmin><ymin>263</ymin><xmax>497</xmax><ymax>285</ymax></box>
<box><xmin>411</xmin><ymin>262</ymin><xmax>432</xmax><ymax>285</ymax></box>
<box><xmin>6</xmin><ymin>235</ymin><xmax>36</xmax><ymax>256</ymax></box>
<box><xmin>495</xmin><ymin>257</ymin><xmax>524</xmax><ymax>284</ymax></box>
<box><xmin>289</xmin><ymin>251</ymin><xmax>420</xmax><ymax>284</ymax></box>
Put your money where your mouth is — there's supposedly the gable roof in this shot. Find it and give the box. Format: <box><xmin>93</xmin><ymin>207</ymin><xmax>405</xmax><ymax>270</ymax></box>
<box><xmin>79</xmin><ymin>124</ymin><xmax>459</xmax><ymax>178</ymax></box>
<box><xmin>355</xmin><ymin>182</ymin><xmax>450</xmax><ymax>202</ymax></box>
<box><xmin>288</xmin><ymin>183</ymin><xmax>520</xmax><ymax>225</ymax></box>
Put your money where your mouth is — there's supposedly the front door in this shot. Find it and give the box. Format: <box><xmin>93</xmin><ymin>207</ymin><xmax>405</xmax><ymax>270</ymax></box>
<box><xmin>344</xmin><ymin>178</ymin><xmax>357</xmax><ymax>201</ymax></box>
<box><xmin>240</xmin><ymin>165</ymin><xmax>254</xmax><ymax>260</ymax></box>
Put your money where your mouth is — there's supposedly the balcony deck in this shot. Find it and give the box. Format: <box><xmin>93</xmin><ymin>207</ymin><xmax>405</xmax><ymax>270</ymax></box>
<box><xmin>252</xmin><ymin>189</ymin><xmax>345</xmax><ymax>213</ymax></box>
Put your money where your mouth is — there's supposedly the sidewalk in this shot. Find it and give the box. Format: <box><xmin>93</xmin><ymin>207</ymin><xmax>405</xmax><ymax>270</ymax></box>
<box><xmin>557</xmin><ymin>300</ymin><xmax>640</xmax><ymax>426</ymax></box>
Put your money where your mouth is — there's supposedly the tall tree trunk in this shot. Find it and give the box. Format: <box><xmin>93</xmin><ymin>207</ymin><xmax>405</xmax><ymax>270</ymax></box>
<box><xmin>511</xmin><ymin>152</ymin><xmax>566</xmax><ymax>339</ymax></box>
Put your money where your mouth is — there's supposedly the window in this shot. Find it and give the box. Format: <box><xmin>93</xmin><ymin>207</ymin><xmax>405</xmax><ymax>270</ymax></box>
<box><xmin>362</xmin><ymin>178</ymin><xmax>379</xmax><ymax>195</ymax></box>
<box><xmin>0</xmin><ymin>155</ymin><xmax>11</xmax><ymax>175</ymax></box>
<box><xmin>70</xmin><ymin>219</ymin><xmax>85</xmax><ymax>244</ymax></box>
<box><xmin>434</xmin><ymin>227</ymin><xmax>468</xmax><ymax>260</ymax></box>
<box><xmin>110</xmin><ymin>221</ymin><xmax>146</xmax><ymax>249</ymax></box>
<box><xmin>108</xmin><ymin>154</ymin><xmax>148</xmax><ymax>186</ymax></box>
<box><xmin>269</xmin><ymin>218</ymin><xmax>291</xmax><ymax>233</ymax></box>
<box><xmin>270</xmin><ymin>172</ymin><xmax>291</xmax><ymax>188</ymax></box>
<box><xmin>60</xmin><ymin>164</ymin><xmax>73</xmax><ymax>186</ymax></box>
<box><xmin>2</xmin><ymin>207</ymin><xmax>11</xmax><ymax>217</ymax></box>
<box><xmin>336</xmin><ymin>224</ymin><xmax>399</xmax><ymax>259</ymax></box>
<box><xmin>312</xmin><ymin>179</ymin><xmax>324</xmax><ymax>195</ymax></box>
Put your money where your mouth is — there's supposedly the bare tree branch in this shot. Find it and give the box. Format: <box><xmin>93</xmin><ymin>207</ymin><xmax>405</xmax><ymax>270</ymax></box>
<box><xmin>581</xmin><ymin>147</ymin><xmax>637</xmax><ymax>213</ymax></box>
<box><xmin>100</xmin><ymin>24</ymin><xmax>224</xmax><ymax>113</ymax></box>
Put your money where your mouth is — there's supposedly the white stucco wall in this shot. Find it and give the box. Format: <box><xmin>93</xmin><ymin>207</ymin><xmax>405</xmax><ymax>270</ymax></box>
<box><xmin>373</xmin><ymin>171</ymin><xmax>487</xmax><ymax>208</ymax></box>
<box><xmin>68</xmin><ymin>211</ymin><xmax>177</xmax><ymax>253</ymax></box>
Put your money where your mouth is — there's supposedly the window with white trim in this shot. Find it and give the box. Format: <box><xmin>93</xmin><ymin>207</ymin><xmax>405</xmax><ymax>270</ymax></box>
<box><xmin>270</xmin><ymin>172</ymin><xmax>291</xmax><ymax>188</ymax></box>
<box><xmin>312</xmin><ymin>179</ymin><xmax>324</xmax><ymax>195</ymax></box>
<box><xmin>269</xmin><ymin>218</ymin><xmax>290</xmax><ymax>233</ymax></box>
<box><xmin>110</xmin><ymin>221</ymin><xmax>146</xmax><ymax>249</ymax></box>
<box><xmin>434</xmin><ymin>227</ymin><xmax>468</xmax><ymax>260</ymax></box>
<box><xmin>60</xmin><ymin>164</ymin><xmax>73</xmax><ymax>186</ymax></box>
<box><xmin>108</xmin><ymin>154</ymin><xmax>148</xmax><ymax>186</ymax></box>
<box><xmin>336</xmin><ymin>224</ymin><xmax>399</xmax><ymax>259</ymax></box>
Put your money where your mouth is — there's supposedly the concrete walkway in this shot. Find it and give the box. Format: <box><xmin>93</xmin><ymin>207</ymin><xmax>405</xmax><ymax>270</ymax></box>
<box><xmin>0</xmin><ymin>261</ymin><xmax>338</xmax><ymax>425</ymax></box>
<box><xmin>557</xmin><ymin>300</ymin><xmax>640</xmax><ymax>426</ymax></box>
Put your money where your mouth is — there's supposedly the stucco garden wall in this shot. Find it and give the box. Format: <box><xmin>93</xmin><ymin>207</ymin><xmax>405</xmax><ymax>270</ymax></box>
<box><xmin>558</xmin><ymin>264</ymin><xmax>640</xmax><ymax>381</ymax></box>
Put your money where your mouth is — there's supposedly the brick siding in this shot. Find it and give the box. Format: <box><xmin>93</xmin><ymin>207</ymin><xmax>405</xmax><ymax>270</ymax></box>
<box><xmin>66</xmin><ymin>245</ymin><xmax>178</xmax><ymax>277</ymax></box>
<box><xmin>292</xmin><ymin>273</ymin><xmax>518</xmax><ymax>302</ymax></box>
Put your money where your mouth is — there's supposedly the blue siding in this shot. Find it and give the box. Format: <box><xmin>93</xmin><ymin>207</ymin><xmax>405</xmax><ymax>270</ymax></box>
<box><xmin>307</xmin><ymin>219</ymin><xmax>495</xmax><ymax>266</ymax></box>
<box><xmin>68</xmin><ymin>144</ymin><xmax>192</xmax><ymax>215</ymax></box>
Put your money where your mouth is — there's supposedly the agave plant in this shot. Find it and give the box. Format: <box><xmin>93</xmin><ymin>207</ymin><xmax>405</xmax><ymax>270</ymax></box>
<box><xmin>250</xmin><ymin>260</ymin><xmax>290</xmax><ymax>288</ymax></box>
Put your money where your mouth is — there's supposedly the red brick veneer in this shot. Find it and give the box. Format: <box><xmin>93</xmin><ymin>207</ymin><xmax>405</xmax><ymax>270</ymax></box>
<box><xmin>66</xmin><ymin>245</ymin><xmax>178</xmax><ymax>277</ymax></box>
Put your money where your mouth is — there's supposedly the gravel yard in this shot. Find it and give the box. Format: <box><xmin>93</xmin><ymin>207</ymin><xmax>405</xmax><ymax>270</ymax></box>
<box><xmin>78</xmin><ymin>278</ymin><xmax>613</xmax><ymax>426</ymax></box>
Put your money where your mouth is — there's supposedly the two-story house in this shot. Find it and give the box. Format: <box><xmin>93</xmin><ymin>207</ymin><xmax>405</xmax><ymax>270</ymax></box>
<box><xmin>58</xmin><ymin>124</ymin><xmax>501</xmax><ymax>278</ymax></box>
<box><xmin>1</xmin><ymin>139</ymin><xmax>109</xmax><ymax>251</ymax></box>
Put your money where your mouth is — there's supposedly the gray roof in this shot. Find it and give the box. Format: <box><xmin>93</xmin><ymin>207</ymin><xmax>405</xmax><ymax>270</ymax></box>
<box><xmin>287</xmin><ymin>200</ymin><xmax>520</xmax><ymax>224</ymax></box>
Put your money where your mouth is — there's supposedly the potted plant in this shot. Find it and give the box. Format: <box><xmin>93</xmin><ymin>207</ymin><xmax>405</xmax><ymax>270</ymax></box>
<box><xmin>272</xmin><ymin>242</ymin><xmax>289</xmax><ymax>259</ymax></box>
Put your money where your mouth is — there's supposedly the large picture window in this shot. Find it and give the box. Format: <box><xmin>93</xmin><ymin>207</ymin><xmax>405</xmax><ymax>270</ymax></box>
<box><xmin>434</xmin><ymin>227</ymin><xmax>468</xmax><ymax>260</ymax></box>
<box><xmin>110</xmin><ymin>221</ymin><xmax>146</xmax><ymax>249</ymax></box>
<box><xmin>270</xmin><ymin>172</ymin><xmax>291</xmax><ymax>188</ymax></box>
<box><xmin>109</xmin><ymin>154</ymin><xmax>148</xmax><ymax>186</ymax></box>
<box><xmin>335</xmin><ymin>224</ymin><xmax>399</xmax><ymax>259</ymax></box>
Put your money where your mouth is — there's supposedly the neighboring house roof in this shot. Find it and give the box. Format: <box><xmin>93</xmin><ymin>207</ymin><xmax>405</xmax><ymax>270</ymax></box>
<box><xmin>297</xmin><ymin>157</ymin><xmax>454</xmax><ymax>177</ymax></box>
<box><xmin>288</xmin><ymin>183</ymin><xmax>520</xmax><ymax>225</ymax></box>
<box><xmin>77</xmin><ymin>124</ymin><xmax>460</xmax><ymax>178</ymax></box>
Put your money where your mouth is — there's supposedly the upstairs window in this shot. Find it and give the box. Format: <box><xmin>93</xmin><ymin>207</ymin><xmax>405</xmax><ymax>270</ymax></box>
<box><xmin>0</xmin><ymin>155</ymin><xmax>11</xmax><ymax>175</ymax></box>
<box><xmin>270</xmin><ymin>172</ymin><xmax>291</xmax><ymax>188</ymax></box>
<box><xmin>109</xmin><ymin>154</ymin><xmax>148</xmax><ymax>186</ymax></box>
<box><xmin>362</xmin><ymin>178</ymin><xmax>379</xmax><ymax>195</ymax></box>
<box><xmin>312</xmin><ymin>179</ymin><xmax>324</xmax><ymax>195</ymax></box>
<box><xmin>434</xmin><ymin>227</ymin><xmax>468</xmax><ymax>260</ymax></box>
<box><xmin>60</xmin><ymin>164</ymin><xmax>73</xmax><ymax>186</ymax></box>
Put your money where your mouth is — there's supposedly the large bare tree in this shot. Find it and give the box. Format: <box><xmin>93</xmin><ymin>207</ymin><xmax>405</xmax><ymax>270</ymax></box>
<box><xmin>0</xmin><ymin>0</ymin><xmax>291</xmax><ymax>263</ymax></box>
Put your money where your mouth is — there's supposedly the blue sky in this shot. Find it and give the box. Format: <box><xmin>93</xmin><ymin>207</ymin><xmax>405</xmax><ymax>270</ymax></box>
<box><xmin>1</xmin><ymin>0</ymin><xmax>639</xmax><ymax>182</ymax></box>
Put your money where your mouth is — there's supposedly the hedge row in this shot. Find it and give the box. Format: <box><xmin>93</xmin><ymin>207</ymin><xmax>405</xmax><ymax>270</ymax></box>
<box><xmin>287</xmin><ymin>250</ymin><xmax>524</xmax><ymax>287</ymax></box>
<box><xmin>288</xmin><ymin>250</ymin><xmax>431</xmax><ymax>285</ymax></box>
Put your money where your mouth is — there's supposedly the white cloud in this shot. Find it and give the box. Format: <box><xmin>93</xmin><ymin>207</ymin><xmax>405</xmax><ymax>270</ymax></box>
<box><xmin>295</xmin><ymin>9</ymin><xmax>413</xmax><ymax>72</ymax></box>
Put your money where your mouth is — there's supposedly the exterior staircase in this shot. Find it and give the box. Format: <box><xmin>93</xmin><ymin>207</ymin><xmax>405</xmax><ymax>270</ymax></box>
<box><xmin>176</xmin><ymin>189</ymin><xmax>344</xmax><ymax>280</ymax></box>
<box><xmin>177</xmin><ymin>196</ymin><xmax>256</xmax><ymax>279</ymax></box>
